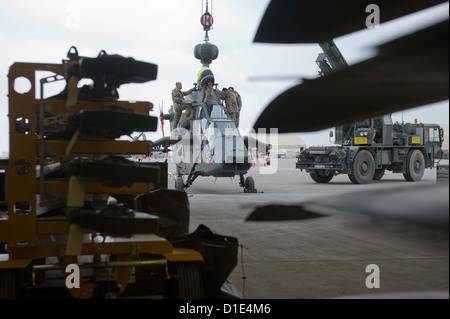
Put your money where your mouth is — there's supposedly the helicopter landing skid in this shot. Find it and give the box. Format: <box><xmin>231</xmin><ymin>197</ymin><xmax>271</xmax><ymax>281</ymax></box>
<box><xmin>183</xmin><ymin>171</ymin><xmax>202</xmax><ymax>190</ymax></box>
<box><xmin>176</xmin><ymin>164</ymin><xmax>203</xmax><ymax>191</ymax></box>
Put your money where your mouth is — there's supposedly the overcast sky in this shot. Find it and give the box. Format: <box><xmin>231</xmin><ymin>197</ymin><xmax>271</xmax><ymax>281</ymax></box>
<box><xmin>0</xmin><ymin>0</ymin><xmax>448</xmax><ymax>155</ymax></box>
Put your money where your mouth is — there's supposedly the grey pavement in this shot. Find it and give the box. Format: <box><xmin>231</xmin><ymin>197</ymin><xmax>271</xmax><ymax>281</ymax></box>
<box><xmin>165</xmin><ymin>158</ymin><xmax>449</xmax><ymax>299</ymax></box>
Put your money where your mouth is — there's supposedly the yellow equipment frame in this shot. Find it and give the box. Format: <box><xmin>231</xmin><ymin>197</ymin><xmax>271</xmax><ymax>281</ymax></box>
<box><xmin>0</xmin><ymin>62</ymin><xmax>202</xmax><ymax>299</ymax></box>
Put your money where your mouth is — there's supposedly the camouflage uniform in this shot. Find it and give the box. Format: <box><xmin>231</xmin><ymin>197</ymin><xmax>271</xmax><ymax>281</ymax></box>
<box><xmin>197</xmin><ymin>66</ymin><xmax>215</xmax><ymax>104</ymax></box>
<box><xmin>172</xmin><ymin>86</ymin><xmax>194</xmax><ymax>129</ymax></box>
<box><xmin>215</xmin><ymin>88</ymin><xmax>238</xmax><ymax>121</ymax></box>
<box><xmin>230</xmin><ymin>89</ymin><xmax>242</xmax><ymax>127</ymax></box>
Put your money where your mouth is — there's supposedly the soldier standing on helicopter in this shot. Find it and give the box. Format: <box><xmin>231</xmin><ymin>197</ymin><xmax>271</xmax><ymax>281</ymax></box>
<box><xmin>215</xmin><ymin>87</ymin><xmax>238</xmax><ymax>121</ymax></box>
<box><xmin>197</xmin><ymin>64</ymin><xmax>215</xmax><ymax>104</ymax></box>
<box><xmin>171</xmin><ymin>82</ymin><xmax>194</xmax><ymax>130</ymax></box>
<box><xmin>228</xmin><ymin>87</ymin><xmax>242</xmax><ymax>127</ymax></box>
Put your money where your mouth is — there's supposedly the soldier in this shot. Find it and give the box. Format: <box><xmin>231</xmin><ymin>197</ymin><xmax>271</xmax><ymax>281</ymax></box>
<box><xmin>215</xmin><ymin>87</ymin><xmax>238</xmax><ymax>121</ymax></box>
<box><xmin>171</xmin><ymin>82</ymin><xmax>194</xmax><ymax>130</ymax></box>
<box><xmin>228</xmin><ymin>87</ymin><xmax>242</xmax><ymax>127</ymax></box>
<box><xmin>197</xmin><ymin>65</ymin><xmax>215</xmax><ymax>104</ymax></box>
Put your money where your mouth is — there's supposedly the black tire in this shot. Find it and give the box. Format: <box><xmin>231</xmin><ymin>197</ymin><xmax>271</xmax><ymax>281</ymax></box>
<box><xmin>403</xmin><ymin>149</ymin><xmax>425</xmax><ymax>182</ymax></box>
<box><xmin>244</xmin><ymin>176</ymin><xmax>255</xmax><ymax>193</ymax></box>
<box><xmin>373</xmin><ymin>169</ymin><xmax>385</xmax><ymax>180</ymax></box>
<box><xmin>168</xmin><ymin>262</ymin><xmax>204</xmax><ymax>299</ymax></box>
<box><xmin>436</xmin><ymin>163</ymin><xmax>449</xmax><ymax>183</ymax></box>
<box><xmin>349</xmin><ymin>150</ymin><xmax>375</xmax><ymax>184</ymax></box>
<box><xmin>310</xmin><ymin>171</ymin><xmax>333</xmax><ymax>183</ymax></box>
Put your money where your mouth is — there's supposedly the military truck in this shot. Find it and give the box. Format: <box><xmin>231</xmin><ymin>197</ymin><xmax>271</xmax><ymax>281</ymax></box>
<box><xmin>295</xmin><ymin>39</ymin><xmax>444</xmax><ymax>184</ymax></box>
<box><xmin>296</xmin><ymin>115</ymin><xmax>444</xmax><ymax>184</ymax></box>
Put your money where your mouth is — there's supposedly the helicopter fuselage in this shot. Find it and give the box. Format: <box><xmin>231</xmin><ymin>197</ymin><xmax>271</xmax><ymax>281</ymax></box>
<box><xmin>168</xmin><ymin>90</ymin><xmax>254</xmax><ymax>191</ymax></box>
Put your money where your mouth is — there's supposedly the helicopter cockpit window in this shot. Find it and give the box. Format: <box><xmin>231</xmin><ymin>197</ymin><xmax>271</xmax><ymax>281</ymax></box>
<box><xmin>206</xmin><ymin>104</ymin><xmax>228</xmax><ymax>119</ymax></box>
<box><xmin>215</xmin><ymin>121</ymin><xmax>239</xmax><ymax>136</ymax></box>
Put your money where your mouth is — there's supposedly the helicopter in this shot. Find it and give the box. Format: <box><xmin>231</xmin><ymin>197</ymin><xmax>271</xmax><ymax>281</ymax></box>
<box><xmin>152</xmin><ymin>88</ymin><xmax>272</xmax><ymax>192</ymax></box>
<box><xmin>144</xmin><ymin>0</ymin><xmax>271</xmax><ymax>193</ymax></box>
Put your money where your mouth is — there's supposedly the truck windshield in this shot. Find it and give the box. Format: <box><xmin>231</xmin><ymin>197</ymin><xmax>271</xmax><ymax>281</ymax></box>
<box><xmin>355</xmin><ymin>120</ymin><xmax>371</xmax><ymax>128</ymax></box>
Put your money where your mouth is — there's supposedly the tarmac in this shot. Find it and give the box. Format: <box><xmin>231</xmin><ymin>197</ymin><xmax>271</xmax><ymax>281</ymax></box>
<box><xmin>167</xmin><ymin>158</ymin><xmax>449</xmax><ymax>299</ymax></box>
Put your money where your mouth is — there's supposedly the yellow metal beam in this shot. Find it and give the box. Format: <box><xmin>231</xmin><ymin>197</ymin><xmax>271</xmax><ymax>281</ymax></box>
<box><xmin>37</xmin><ymin>180</ymin><xmax>152</xmax><ymax>195</ymax></box>
<box><xmin>40</xmin><ymin>140</ymin><xmax>153</xmax><ymax>156</ymax></box>
<box><xmin>162</xmin><ymin>248</ymin><xmax>204</xmax><ymax>262</ymax></box>
<box><xmin>36</xmin><ymin>99</ymin><xmax>152</xmax><ymax>115</ymax></box>
<box><xmin>0</xmin><ymin>220</ymin><xmax>8</xmax><ymax>242</ymax></box>
<box><xmin>7</xmin><ymin>62</ymin><xmax>51</xmax><ymax>252</ymax></box>
<box><xmin>0</xmin><ymin>257</ymin><xmax>33</xmax><ymax>270</ymax></box>
<box><xmin>8</xmin><ymin>234</ymin><xmax>174</xmax><ymax>260</ymax></box>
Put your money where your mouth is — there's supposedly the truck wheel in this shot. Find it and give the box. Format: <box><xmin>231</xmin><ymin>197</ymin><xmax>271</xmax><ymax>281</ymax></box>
<box><xmin>403</xmin><ymin>149</ymin><xmax>425</xmax><ymax>181</ymax></box>
<box><xmin>167</xmin><ymin>262</ymin><xmax>204</xmax><ymax>299</ymax></box>
<box><xmin>373</xmin><ymin>169</ymin><xmax>385</xmax><ymax>180</ymax></box>
<box><xmin>349</xmin><ymin>150</ymin><xmax>375</xmax><ymax>184</ymax></box>
<box><xmin>310</xmin><ymin>171</ymin><xmax>333</xmax><ymax>183</ymax></box>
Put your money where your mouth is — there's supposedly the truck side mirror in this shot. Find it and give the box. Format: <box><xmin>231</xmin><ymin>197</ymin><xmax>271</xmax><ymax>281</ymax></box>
<box><xmin>329</xmin><ymin>130</ymin><xmax>334</xmax><ymax>143</ymax></box>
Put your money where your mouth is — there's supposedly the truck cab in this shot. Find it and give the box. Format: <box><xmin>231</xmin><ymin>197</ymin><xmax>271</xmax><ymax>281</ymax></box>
<box><xmin>297</xmin><ymin>114</ymin><xmax>444</xmax><ymax>184</ymax></box>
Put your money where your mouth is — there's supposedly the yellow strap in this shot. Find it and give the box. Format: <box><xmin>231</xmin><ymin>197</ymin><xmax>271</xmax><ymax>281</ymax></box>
<box><xmin>65</xmin><ymin>176</ymin><xmax>86</xmax><ymax>256</ymax></box>
<box><xmin>65</xmin><ymin>76</ymin><xmax>80</xmax><ymax>111</ymax></box>
<box><xmin>65</xmin><ymin>224</ymin><xmax>84</xmax><ymax>256</ymax></box>
<box><xmin>67</xmin><ymin>175</ymin><xmax>85</xmax><ymax>207</ymax></box>
<box><xmin>65</xmin><ymin>128</ymin><xmax>81</xmax><ymax>156</ymax></box>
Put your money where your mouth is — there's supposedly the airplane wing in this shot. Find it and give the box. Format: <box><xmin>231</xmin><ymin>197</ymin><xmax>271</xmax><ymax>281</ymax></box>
<box><xmin>253</xmin><ymin>20</ymin><xmax>449</xmax><ymax>132</ymax></box>
<box><xmin>254</xmin><ymin>0</ymin><xmax>447</xmax><ymax>44</ymax></box>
